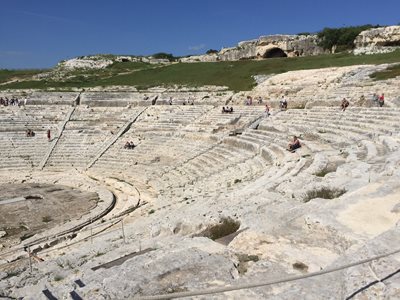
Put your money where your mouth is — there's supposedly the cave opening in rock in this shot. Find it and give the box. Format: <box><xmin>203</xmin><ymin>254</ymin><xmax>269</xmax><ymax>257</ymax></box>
<box><xmin>263</xmin><ymin>48</ymin><xmax>288</xmax><ymax>58</ymax></box>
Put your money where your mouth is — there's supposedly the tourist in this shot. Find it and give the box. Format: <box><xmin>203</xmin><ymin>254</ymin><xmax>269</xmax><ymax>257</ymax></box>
<box><xmin>257</xmin><ymin>96</ymin><xmax>263</xmax><ymax>104</ymax></box>
<box><xmin>265</xmin><ymin>104</ymin><xmax>270</xmax><ymax>117</ymax></box>
<box><xmin>229</xmin><ymin>107</ymin><xmax>234</xmax><ymax>113</ymax></box>
<box><xmin>379</xmin><ymin>93</ymin><xmax>385</xmax><ymax>107</ymax></box>
<box><xmin>372</xmin><ymin>93</ymin><xmax>379</xmax><ymax>105</ymax></box>
<box><xmin>245</xmin><ymin>96</ymin><xmax>253</xmax><ymax>106</ymax></box>
<box><xmin>222</xmin><ymin>106</ymin><xmax>227</xmax><ymax>113</ymax></box>
<box><xmin>47</xmin><ymin>129</ymin><xmax>51</xmax><ymax>142</ymax></box>
<box><xmin>168</xmin><ymin>97</ymin><xmax>173</xmax><ymax>105</ymax></box>
<box><xmin>341</xmin><ymin>98</ymin><xmax>349</xmax><ymax>111</ymax></box>
<box><xmin>287</xmin><ymin>136</ymin><xmax>301</xmax><ymax>152</ymax></box>
<box><xmin>280</xmin><ymin>96</ymin><xmax>288</xmax><ymax>110</ymax></box>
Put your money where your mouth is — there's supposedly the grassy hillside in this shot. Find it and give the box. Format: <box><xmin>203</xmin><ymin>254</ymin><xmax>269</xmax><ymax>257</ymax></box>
<box><xmin>1</xmin><ymin>50</ymin><xmax>400</xmax><ymax>91</ymax></box>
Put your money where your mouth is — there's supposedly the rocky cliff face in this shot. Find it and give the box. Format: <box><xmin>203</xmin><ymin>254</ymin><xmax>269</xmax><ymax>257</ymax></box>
<box><xmin>354</xmin><ymin>25</ymin><xmax>400</xmax><ymax>55</ymax></box>
<box><xmin>181</xmin><ymin>34</ymin><xmax>325</xmax><ymax>62</ymax></box>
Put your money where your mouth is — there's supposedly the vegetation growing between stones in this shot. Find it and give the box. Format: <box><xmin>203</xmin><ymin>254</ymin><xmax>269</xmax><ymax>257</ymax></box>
<box><xmin>236</xmin><ymin>253</ymin><xmax>260</xmax><ymax>275</ymax></box>
<box><xmin>370</xmin><ymin>64</ymin><xmax>400</xmax><ymax>80</ymax></box>
<box><xmin>1</xmin><ymin>50</ymin><xmax>400</xmax><ymax>91</ymax></box>
<box><xmin>292</xmin><ymin>261</ymin><xmax>309</xmax><ymax>272</ymax></box>
<box><xmin>199</xmin><ymin>217</ymin><xmax>240</xmax><ymax>240</ymax></box>
<box><xmin>151</xmin><ymin>52</ymin><xmax>177</xmax><ymax>61</ymax></box>
<box><xmin>42</xmin><ymin>216</ymin><xmax>53</xmax><ymax>223</ymax></box>
<box><xmin>304</xmin><ymin>187</ymin><xmax>346</xmax><ymax>202</ymax></box>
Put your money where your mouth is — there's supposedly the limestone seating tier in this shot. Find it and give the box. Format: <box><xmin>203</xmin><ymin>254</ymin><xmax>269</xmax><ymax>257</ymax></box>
<box><xmin>92</xmin><ymin>131</ymin><xmax>215</xmax><ymax>177</ymax></box>
<box><xmin>70</xmin><ymin>106</ymin><xmax>133</xmax><ymax>122</ymax></box>
<box><xmin>44</xmin><ymin>109</ymin><xmax>139</xmax><ymax>170</ymax></box>
<box><xmin>27</xmin><ymin>92</ymin><xmax>78</xmax><ymax>105</ymax></box>
<box><xmin>46</xmin><ymin>129</ymin><xmax>113</xmax><ymax>169</ymax></box>
<box><xmin>0</xmin><ymin>131</ymin><xmax>50</xmax><ymax>169</ymax></box>
<box><xmin>80</xmin><ymin>92</ymin><xmax>154</xmax><ymax>107</ymax></box>
<box><xmin>2</xmin><ymin>104</ymin><xmax>400</xmax><ymax>299</ymax></box>
<box><xmin>136</xmin><ymin>105</ymin><xmax>213</xmax><ymax>126</ymax></box>
<box><xmin>0</xmin><ymin>106</ymin><xmax>69</xmax><ymax>132</ymax></box>
<box><xmin>0</xmin><ymin>105</ymin><xmax>70</xmax><ymax>169</ymax></box>
<box><xmin>79</xmin><ymin>91</ymin><xmax>233</xmax><ymax>107</ymax></box>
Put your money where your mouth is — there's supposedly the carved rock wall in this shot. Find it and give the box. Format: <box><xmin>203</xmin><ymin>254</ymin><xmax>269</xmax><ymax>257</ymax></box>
<box><xmin>354</xmin><ymin>26</ymin><xmax>400</xmax><ymax>55</ymax></box>
<box><xmin>180</xmin><ymin>34</ymin><xmax>325</xmax><ymax>62</ymax></box>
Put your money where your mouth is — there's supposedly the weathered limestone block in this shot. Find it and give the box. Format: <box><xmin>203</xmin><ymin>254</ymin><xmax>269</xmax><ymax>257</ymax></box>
<box><xmin>180</xmin><ymin>53</ymin><xmax>218</xmax><ymax>62</ymax></box>
<box><xmin>181</xmin><ymin>34</ymin><xmax>324</xmax><ymax>62</ymax></box>
<box><xmin>258</xmin><ymin>34</ymin><xmax>323</xmax><ymax>57</ymax></box>
<box><xmin>354</xmin><ymin>26</ymin><xmax>400</xmax><ymax>55</ymax></box>
<box><xmin>219</xmin><ymin>40</ymin><xmax>258</xmax><ymax>61</ymax></box>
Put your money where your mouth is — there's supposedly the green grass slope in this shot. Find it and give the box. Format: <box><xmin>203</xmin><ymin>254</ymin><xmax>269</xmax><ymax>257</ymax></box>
<box><xmin>1</xmin><ymin>50</ymin><xmax>400</xmax><ymax>91</ymax></box>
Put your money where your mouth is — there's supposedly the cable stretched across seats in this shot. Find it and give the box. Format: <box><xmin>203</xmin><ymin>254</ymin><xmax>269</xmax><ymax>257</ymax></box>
<box><xmin>134</xmin><ymin>247</ymin><xmax>400</xmax><ymax>300</ymax></box>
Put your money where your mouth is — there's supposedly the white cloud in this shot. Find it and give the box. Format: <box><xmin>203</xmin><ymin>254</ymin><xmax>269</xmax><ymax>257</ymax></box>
<box><xmin>188</xmin><ymin>44</ymin><xmax>206</xmax><ymax>51</ymax></box>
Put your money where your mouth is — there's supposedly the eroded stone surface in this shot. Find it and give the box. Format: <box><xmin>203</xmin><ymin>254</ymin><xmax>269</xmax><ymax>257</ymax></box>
<box><xmin>1</xmin><ymin>66</ymin><xmax>400</xmax><ymax>298</ymax></box>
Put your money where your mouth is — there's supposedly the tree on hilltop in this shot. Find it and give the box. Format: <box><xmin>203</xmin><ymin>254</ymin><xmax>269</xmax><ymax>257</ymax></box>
<box><xmin>206</xmin><ymin>49</ymin><xmax>219</xmax><ymax>55</ymax></box>
<box><xmin>317</xmin><ymin>24</ymin><xmax>378</xmax><ymax>52</ymax></box>
<box><xmin>152</xmin><ymin>53</ymin><xmax>177</xmax><ymax>61</ymax></box>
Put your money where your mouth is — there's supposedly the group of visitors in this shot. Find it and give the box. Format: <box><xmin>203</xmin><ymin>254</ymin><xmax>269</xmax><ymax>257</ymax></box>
<box><xmin>222</xmin><ymin>106</ymin><xmax>234</xmax><ymax>113</ymax></box>
<box><xmin>124</xmin><ymin>141</ymin><xmax>135</xmax><ymax>149</ymax></box>
<box><xmin>0</xmin><ymin>97</ymin><xmax>26</xmax><ymax>107</ymax></box>
<box><xmin>182</xmin><ymin>99</ymin><xmax>194</xmax><ymax>105</ymax></box>
<box><xmin>245</xmin><ymin>96</ymin><xmax>264</xmax><ymax>105</ymax></box>
<box><xmin>168</xmin><ymin>97</ymin><xmax>194</xmax><ymax>105</ymax></box>
<box><xmin>341</xmin><ymin>92</ymin><xmax>386</xmax><ymax>112</ymax></box>
<box><xmin>26</xmin><ymin>128</ymin><xmax>50</xmax><ymax>140</ymax></box>
<box><xmin>26</xmin><ymin>129</ymin><xmax>35</xmax><ymax>137</ymax></box>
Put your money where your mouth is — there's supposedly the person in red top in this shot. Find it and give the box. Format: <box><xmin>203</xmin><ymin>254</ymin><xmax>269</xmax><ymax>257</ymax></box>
<box><xmin>379</xmin><ymin>93</ymin><xmax>385</xmax><ymax>107</ymax></box>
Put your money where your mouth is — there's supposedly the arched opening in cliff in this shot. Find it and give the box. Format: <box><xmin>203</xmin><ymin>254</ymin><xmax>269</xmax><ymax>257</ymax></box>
<box><xmin>263</xmin><ymin>48</ymin><xmax>287</xmax><ymax>58</ymax></box>
<box><xmin>381</xmin><ymin>41</ymin><xmax>400</xmax><ymax>47</ymax></box>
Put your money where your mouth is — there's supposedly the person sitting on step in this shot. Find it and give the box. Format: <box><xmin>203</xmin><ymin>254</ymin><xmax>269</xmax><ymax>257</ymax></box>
<box><xmin>287</xmin><ymin>136</ymin><xmax>301</xmax><ymax>152</ymax></box>
<box><xmin>280</xmin><ymin>96</ymin><xmax>288</xmax><ymax>110</ymax></box>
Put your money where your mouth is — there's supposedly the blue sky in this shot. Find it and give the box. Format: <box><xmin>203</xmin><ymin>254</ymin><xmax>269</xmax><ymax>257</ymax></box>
<box><xmin>1</xmin><ymin>0</ymin><xmax>399</xmax><ymax>69</ymax></box>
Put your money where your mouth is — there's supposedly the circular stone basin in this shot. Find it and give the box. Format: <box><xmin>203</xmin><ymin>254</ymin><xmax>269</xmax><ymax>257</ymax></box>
<box><xmin>0</xmin><ymin>183</ymin><xmax>98</xmax><ymax>248</ymax></box>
